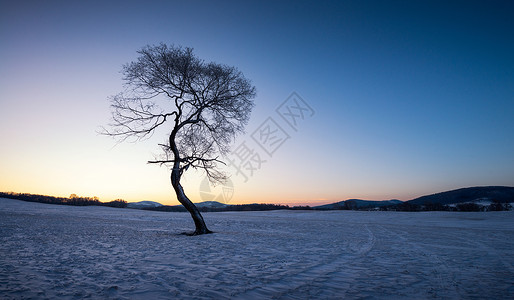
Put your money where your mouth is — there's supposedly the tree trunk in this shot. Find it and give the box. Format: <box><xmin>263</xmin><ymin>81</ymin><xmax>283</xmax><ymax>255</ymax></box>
<box><xmin>171</xmin><ymin>167</ymin><xmax>212</xmax><ymax>235</ymax></box>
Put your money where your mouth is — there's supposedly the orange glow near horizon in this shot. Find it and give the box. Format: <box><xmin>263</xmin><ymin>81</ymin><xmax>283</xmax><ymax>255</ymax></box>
<box><xmin>0</xmin><ymin>178</ymin><xmax>417</xmax><ymax>207</ymax></box>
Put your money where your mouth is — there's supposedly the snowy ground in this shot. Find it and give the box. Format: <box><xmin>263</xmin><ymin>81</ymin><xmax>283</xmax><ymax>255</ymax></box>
<box><xmin>1</xmin><ymin>198</ymin><xmax>513</xmax><ymax>299</ymax></box>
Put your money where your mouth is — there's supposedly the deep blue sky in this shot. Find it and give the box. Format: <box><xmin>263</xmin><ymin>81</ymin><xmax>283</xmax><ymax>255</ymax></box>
<box><xmin>1</xmin><ymin>0</ymin><xmax>513</xmax><ymax>205</ymax></box>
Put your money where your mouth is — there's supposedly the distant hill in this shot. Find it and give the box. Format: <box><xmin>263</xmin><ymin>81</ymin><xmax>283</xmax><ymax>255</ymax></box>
<box><xmin>127</xmin><ymin>201</ymin><xmax>228</xmax><ymax>210</ymax></box>
<box><xmin>127</xmin><ymin>201</ymin><xmax>163</xmax><ymax>209</ymax></box>
<box><xmin>407</xmin><ymin>186</ymin><xmax>514</xmax><ymax>205</ymax></box>
<box><xmin>144</xmin><ymin>201</ymin><xmax>290</xmax><ymax>212</ymax></box>
<box><xmin>314</xmin><ymin>186</ymin><xmax>514</xmax><ymax>210</ymax></box>
<box><xmin>314</xmin><ymin>199</ymin><xmax>402</xmax><ymax>210</ymax></box>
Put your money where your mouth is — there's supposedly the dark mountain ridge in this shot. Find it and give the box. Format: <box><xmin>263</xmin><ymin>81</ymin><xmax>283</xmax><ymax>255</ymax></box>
<box><xmin>407</xmin><ymin>186</ymin><xmax>514</xmax><ymax>205</ymax></box>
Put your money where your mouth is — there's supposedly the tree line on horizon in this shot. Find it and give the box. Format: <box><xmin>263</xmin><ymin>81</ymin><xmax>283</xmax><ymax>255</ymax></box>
<box><xmin>1</xmin><ymin>191</ymin><xmax>511</xmax><ymax>212</ymax></box>
<box><xmin>316</xmin><ymin>199</ymin><xmax>511</xmax><ymax>212</ymax></box>
<box><xmin>145</xmin><ymin>203</ymin><xmax>305</xmax><ymax>213</ymax></box>
<box><xmin>380</xmin><ymin>201</ymin><xmax>512</xmax><ymax>212</ymax></box>
<box><xmin>0</xmin><ymin>192</ymin><xmax>127</xmax><ymax>208</ymax></box>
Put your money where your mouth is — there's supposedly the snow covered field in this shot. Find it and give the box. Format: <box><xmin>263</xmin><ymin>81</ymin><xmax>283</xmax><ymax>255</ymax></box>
<box><xmin>1</xmin><ymin>198</ymin><xmax>513</xmax><ymax>299</ymax></box>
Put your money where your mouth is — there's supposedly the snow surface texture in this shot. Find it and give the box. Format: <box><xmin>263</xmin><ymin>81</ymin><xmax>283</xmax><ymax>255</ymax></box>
<box><xmin>1</xmin><ymin>198</ymin><xmax>513</xmax><ymax>299</ymax></box>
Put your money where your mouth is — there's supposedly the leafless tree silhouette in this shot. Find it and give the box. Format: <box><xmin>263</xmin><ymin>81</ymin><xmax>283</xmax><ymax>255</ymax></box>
<box><xmin>103</xmin><ymin>44</ymin><xmax>256</xmax><ymax>235</ymax></box>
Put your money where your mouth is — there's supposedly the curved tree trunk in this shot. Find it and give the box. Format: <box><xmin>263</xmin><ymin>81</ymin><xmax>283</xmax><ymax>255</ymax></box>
<box><xmin>171</xmin><ymin>167</ymin><xmax>211</xmax><ymax>235</ymax></box>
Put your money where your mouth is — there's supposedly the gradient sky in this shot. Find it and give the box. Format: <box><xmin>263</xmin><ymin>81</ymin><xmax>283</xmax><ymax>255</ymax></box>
<box><xmin>1</xmin><ymin>0</ymin><xmax>513</xmax><ymax>206</ymax></box>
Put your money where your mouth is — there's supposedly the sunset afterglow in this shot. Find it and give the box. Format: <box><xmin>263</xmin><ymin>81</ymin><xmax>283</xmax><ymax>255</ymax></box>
<box><xmin>1</xmin><ymin>1</ymin><xmax>513</xmax><ymax>206</ymax></box>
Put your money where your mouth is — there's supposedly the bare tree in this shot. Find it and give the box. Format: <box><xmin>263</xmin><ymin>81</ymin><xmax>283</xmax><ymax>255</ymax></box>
<box><xmin>103</xmin><ymin>44</ymin><xmax>256</xmax><ymax>235</ymax></box>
